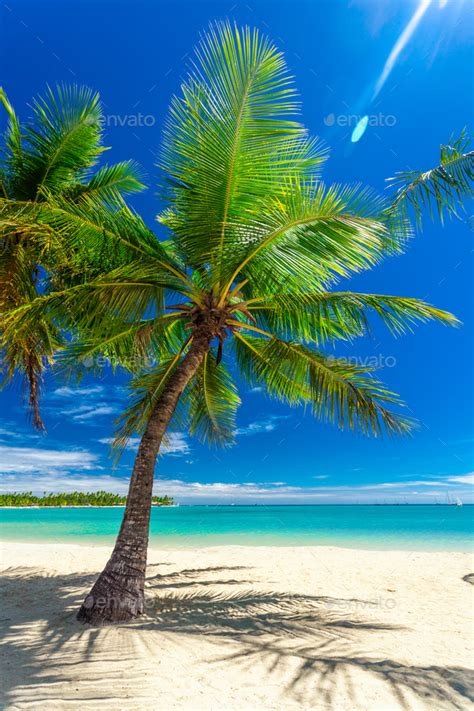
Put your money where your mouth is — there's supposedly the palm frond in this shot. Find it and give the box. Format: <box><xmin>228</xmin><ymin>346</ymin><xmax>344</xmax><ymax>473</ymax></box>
<box><xmin>1</xmin><ymin>268</ymin><xmax>178</xmax><ymax>352</ymax></box>
<box><xmin>37</xmin><ymin>192</ymin><xmax>191</xmax><ymax>287</ymax></box>
<box><xmin>0</xmin><ymin>198</ymin><xmax>58</xmax><ymax>254</ymax></box>
<box><xmin>0</xmin><ymin>87</ymin><xmax>23</xmax><ymax>195</ymax></box>
<box><xmin>234</xmin><ymin>334</ymin><xmax>414</xmax><ymax>436</ymax></box>
<box><xmin>220</xmin><ymin>182</ymin><xmax>401</xmax><ymax>300</ymax></box>
<box><xmin>65</xmin><ymin>160</ymin><xmax>146</xmax><ymax>205</ymax></box>
<box><xmin>57</xmin><ymin>317</ymin><xmax>184</xmax><ymax>377</ymax></box>
<box><xmin>113</xmin><ymin>352</ymin><xmax>185</xmax><ymax>450</ymax></box>
<box><xmin>387</xmin><ymin>129</ymin><xmax>474</xmax><ymax>227</ymax></box>
<box><xmin>0</xmin><ymin>308</ymin><xmax>62</xmax><ymax>430</ymax></box>
<box><xmin>10</xmin><ymin>85</ymin><xmax>105</xmax><ymax>200</ymax></box>
<box><xmin>248</xmin><ymin>291</ymin><xmax>459</xmax><ymax>343</ymax></box>
<box><xmin>183</xmin><ymin>351</ymin><xmax>240</xmax><ymax>445</ymax></box>
<box><xmin>159</xmin><ymin>21</ymin><xmax>327</xmax><ymax>281</ymax></box>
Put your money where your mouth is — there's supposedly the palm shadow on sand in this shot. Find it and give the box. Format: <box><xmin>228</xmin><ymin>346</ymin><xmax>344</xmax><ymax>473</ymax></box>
<box><xmin>1</xmin><ymin>564</ymin><xmax>473</xmax><ymax>709</ymax></box>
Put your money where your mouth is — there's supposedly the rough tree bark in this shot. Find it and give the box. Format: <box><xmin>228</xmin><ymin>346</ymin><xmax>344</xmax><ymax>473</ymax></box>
<box><xmin>77</xmin><ymin>327</ymin><xmax>212</xmax><ymax>625</ymax></box>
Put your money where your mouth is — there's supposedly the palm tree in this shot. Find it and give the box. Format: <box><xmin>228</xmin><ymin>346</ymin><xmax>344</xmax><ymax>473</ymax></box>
<box><xmin>1</xmin><ymin>23</ymin><xmax>471</xmax><ymax>625</ymax></box>
<box><xmin>0</xmin><ymin>85</ymin><xmax>144</xmax><ymax>428</ymax></box>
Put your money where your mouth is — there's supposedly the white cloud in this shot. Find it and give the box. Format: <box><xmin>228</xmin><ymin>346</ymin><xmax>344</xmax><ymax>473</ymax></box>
<box><xmin>98</xmin><ymin>437</ymin><xmax>141</xmax><ymax>450</ymax></box>
<box><xmin>150</xmin><ymin>479</ymin><xmax>333</xmax><ymax>501</ymax></box>
<box><xmin>0</xmin><ymin>428</ymin><xmax>17</xmax><ymax>437</ymax></box>
<box><xmin>313</xmin><ymin>475</ymin><xmax>329</xmax><ymax>480</ymax></box>
<box><xmin>0</xmin><ymin>445</ymin><xmax>98</xmax><ymax>475</ymax></box>
<box><xmin>60</xmin><ymin>405</ymin><xmax>118</xmax><ymax>422</ymax></box>
<box><xmin>98</xmin><ymin>431</ymin><xmax>190</xmax><ymax>456</ymax></box>
<box><xmin>358</xmin><ymin>480</ymin><xmax>451</xmax><ymax>489</ymax></box>
<box><xmin>163</xmin><ymin>432</ymin><xmax>190</xmax><ymax>456</ymax></box>
<box><xmin>447</xmin><ymin>473</ymin><xmax>474</xmax><ymax>485</ymax></box>
<box><xmin>53</xmin><ymin>386</ymin><xmax>105</xmax><ymax>397</ymax></box>
<box><xmin>0</xmin><ymin>427</ymin><xmax>34</xmax><ymax>441</ymax></box>
<box><xmin>235</xmin><ymin>415</ymin><xmax>289</xmax><ymax>437</ymax></box>
<box><xmin>0</xmin><ymin>423</ymin><xmax>42</xmax><ymax>442</ymax></box>
<box><xmin>155</xmin><ymin>471</ymin><xmax>474</xmax><ymax>504</ymax></box>
<box><xmin>248</xmin><ymin>387</ymin><xmax>263</xmax><ymax>394</ymax></box>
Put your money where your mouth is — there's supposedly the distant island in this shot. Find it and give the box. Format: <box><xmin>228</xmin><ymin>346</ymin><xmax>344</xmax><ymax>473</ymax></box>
<box><xmin>0</xmin><ymin>491</ymin><xmax>175</xmax><ymax>507</ymax></box>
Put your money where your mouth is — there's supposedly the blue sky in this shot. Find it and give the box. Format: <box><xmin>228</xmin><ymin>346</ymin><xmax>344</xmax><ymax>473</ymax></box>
<box><xmin>1</xmin><ymin>0</ymin><xmax>473</xmax><ymax>503</ymax></box>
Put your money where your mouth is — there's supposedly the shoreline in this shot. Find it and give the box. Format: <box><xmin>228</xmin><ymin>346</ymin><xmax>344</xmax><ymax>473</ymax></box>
<box><xmin>1</xmin><ymin>541</ymin><xmax>473</xmax><ymax>710</ymax></box>
<box><xmin>1</xmin><ymin>537</ymin><xmax>473</xmax><ymax>554</ymax></box>
<box><xmin>3</xmin><ymin>540</ymin><xmax>474</xmax><ymax>559</ymax></box>
<box><xmin>0</xmin><ymin>504</ymin><xmax>177</xmax><ymax>509</ymax></box>
<box><xmin>1</xmin><ymin>503</ymin><xmax>472</xmax><ymax>507</ymax></box>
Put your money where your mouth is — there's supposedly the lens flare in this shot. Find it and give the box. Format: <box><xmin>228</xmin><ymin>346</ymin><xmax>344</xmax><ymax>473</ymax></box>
<box><xmin>351</xmin><ymin>115</ymin><xmax>369</xmax><ymax>143</ymax></box>
<box><xmin>373</xmin><ymin>0</ymin><xmax>433</xmax><ymax>100</ymax></box>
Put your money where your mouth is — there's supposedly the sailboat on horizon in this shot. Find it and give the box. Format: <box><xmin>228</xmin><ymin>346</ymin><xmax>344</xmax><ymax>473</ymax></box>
<box><xmin>445</xmin><ymin>492</ymin><xmax>463</xmax><ymax>507</ymax></box>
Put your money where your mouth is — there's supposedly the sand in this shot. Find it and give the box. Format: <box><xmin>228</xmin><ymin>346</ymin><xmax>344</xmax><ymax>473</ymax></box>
<box><xmin>0</xmin><ymin>542</ymin><xmax>473</xmax><ymax>710</ymax></box>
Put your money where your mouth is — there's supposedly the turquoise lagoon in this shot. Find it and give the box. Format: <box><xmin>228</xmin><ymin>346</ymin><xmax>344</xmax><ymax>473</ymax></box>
<box><xmin>1</xmin><ymin>505</ymin><xmax>473</xmax><ymax>551</ymax></box>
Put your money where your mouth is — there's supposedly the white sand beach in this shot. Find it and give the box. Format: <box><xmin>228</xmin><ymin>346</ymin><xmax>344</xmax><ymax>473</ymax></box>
<box><xmin>1</xmin><ymin>542</ymin><xmax>473</xmax><ymax>710</ymax></box>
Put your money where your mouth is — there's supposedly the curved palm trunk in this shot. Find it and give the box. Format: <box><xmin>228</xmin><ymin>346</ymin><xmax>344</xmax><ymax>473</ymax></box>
<box><xmin>77</xmin><ymin>329</ymin><xmax>212</xmax><ymax>625</ymax></box>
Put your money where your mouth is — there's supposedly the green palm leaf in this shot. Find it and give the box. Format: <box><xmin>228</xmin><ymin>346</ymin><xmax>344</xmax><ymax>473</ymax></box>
<box><xmin>387</xmin><ymin>129</ymin><xmax>474</xmax><ymax>227</ymax></box>
<box><xmin>234</xmin><ymin>334</ymin><xmax>413</xmax><ymax>436</ymax></box>
<box><xmin>159</xmin><ymin>21</ymin><xmax>327</xmax><ymax>282</ymax></box>
<box><xmin>13</xmin><ymin>85</ymin><xmax>105</xmax><ymax>200</ymax></box>
<box><xmin>184</xmin><ymin>351</ymin><xmax>240</xmax><ymax>445</ymax></box>
<box><xmin>65</xmin><ymin>160</ymin><xmax>146</xmax><ymax>205</ymax></box>
<box><xmin>57</xmin><ymin>316</ymin><xmax>184</xmax><ymax>378</ymax></box>
<box><xmin>248</xmin><ymin>291</ymin><xmax>459</xmax><ymax>343</ymax></box>
<box><xmin>219</xmin><ymin>182</ymin><xmax>405</xmax><ymax>299</ymax></box>
<box><xmin>0</xmin><ymin>87</ymin><xmax>23</xmax><ymax>195</ymax></box>
<box><xmin>113</xmin><ymin>351</ymin><xmax>186</xmax><ymax>450</ymax></box>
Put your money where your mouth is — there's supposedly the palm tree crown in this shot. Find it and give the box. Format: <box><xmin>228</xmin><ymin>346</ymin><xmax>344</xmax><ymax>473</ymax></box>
<box><xmin>0</xmin><ymin>85</ymin><xmax>144</xmax><ymax>427</ymax></box>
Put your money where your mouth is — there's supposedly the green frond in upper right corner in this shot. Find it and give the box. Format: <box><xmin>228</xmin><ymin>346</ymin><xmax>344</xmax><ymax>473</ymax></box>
<box><xmin>387</xmin><ymin>129</ymin><xmax>474</xmax><ymax>228</ymax></box>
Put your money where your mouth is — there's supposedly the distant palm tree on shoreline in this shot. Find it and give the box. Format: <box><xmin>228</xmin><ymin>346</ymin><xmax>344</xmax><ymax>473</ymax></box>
<box><xmin>1</xmin><ymin>22</ymin><xmax>472</xmax><ymax>625</ymax></box>
<box><xmin>0</xmin><ymin>491</ymin><xmax>174</xmax><ymax>507</ymax></box>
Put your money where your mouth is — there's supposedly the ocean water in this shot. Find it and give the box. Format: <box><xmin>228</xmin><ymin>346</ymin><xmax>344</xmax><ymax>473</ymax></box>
<box><xmin>0</xmin><ymin>505</ymin><xmax>473</xmax><ymax>551</ymax></box>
